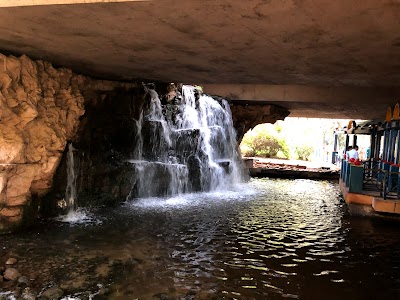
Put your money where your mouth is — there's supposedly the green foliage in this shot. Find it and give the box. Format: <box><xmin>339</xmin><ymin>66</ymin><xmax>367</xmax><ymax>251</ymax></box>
<box><xmin>240</xmin><ymin>144</ymin><xmax>256</xmax><ymax>157</ymax></box>
<box><xmin>251</xmin><ymin>135</ymin><xmax>281</xmax><ymax>157</ymax></box>
<box><xmin>240</xmin><ymin>124</ymin><xmax>289</xmax><ymax>158</ymax></box>
<box><xmin>294</xmin><ymin>145</ymin><xmax>314</xmax><ymax>161</ymax></box>
<box><xmin>278</xmin><ymin>142</ymin><xmax>290</xmax><ymax>159</ymax></box>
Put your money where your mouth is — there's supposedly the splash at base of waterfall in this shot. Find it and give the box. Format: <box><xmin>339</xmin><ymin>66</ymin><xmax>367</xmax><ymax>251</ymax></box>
<box><xmin>126</xmin><ymin>183</ymin><xmax>256</xmax><ymax>210</ymax></box>
<box><xmin>56</xmin><ymin>208</ymin><xmax>101</xmax><ymax>225</ymax></box>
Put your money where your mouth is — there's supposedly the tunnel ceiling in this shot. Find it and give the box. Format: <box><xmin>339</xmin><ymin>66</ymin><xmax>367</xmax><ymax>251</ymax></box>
<box><xmin>1</xmin><ymin>0</ymin><xmax>400</xmax><ymax>119</ymax></box>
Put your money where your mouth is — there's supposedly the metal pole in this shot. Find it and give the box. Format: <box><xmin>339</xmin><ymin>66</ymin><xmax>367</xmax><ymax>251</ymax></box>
<box><xmin>375</xmin><ymin>131</ymin><xmax>382</xmax><ymax>159</ymax></box>
<box><xmin>332</xmin><ymin>132</ymin><xmax>338</xmax><ymax>164</ymax></box>
<box><xmin>388</xmin><ymin>127</ymin><xmax>396</xmax><ymax>163</ymax></box>
<box><xmin>383</xmin><ymin>124</ymin><xmax>389</xmax><ymax>161</ymax></box>
<box><xmin>370</xmin><ymin>131</ymin><xmax>376</xmax><ymax>159</ymax></box>
<box><xmin>333</xmin><ymin>133</ymin><xmax>338</xmax><ymax>152</ymax></box>
<box><xmin>396</xmin><ymin>124</ymin><xmax>400</xmax><ymax>164</ymax></box>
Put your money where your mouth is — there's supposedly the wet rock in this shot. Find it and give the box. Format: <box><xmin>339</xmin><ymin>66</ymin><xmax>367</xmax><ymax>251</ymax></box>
<box><xmin>41</xmin><ymin>286</ymin><xmax>64</xmax><ymax>300</ymax></box>
<box><xmin>98</xmin><ymin>286</ymin><xmax>109</xmax><ymax>296</ymax></box>
<box><xmin>184</xmin><ymin>290</ymin><xmax>197</xmax><ymax>300</ymax></box>
<box><xmin>0</xmin><ymin>275</ymin><xmax>3</xmax><ymax>283</ymax></box>
<box><xmin>21</xmin><ymin>287</ymin><xmax>36</xmax><ymax>300</ymax></box>
<box><xmin>17</xmin><ymin>275</ymin><xmax>28</xmax><ymax>287</ymax></box>
<box><xmin>153</xmin><ymin>293</ymin><xmax>171</xmax><ymax>300</ymax></box>
<box><xmin>3</xmin><ymin>267</ymin><xmax>21</xmax><ymax>281</ymax></box>
<box><xmin>5</xmin><ymin>257</ymin><xmax>17</xmax><ymax>265</ymax></box>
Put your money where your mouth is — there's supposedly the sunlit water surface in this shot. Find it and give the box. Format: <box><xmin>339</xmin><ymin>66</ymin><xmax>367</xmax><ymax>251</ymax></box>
<box><xmin>2</xmin><ymin>178</ymin><xmax>400</xmax><ymax>299</ymax></box>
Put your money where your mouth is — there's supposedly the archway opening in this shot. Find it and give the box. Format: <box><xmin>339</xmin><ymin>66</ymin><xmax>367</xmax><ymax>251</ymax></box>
<box><xmin>240</xmin><ymin>117</ymin><xmax>367</xmax><ymax>169</ymax></box>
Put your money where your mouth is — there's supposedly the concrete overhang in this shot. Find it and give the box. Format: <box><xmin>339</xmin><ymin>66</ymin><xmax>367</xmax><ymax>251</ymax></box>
<box><xmin>0</xmin><ymin>0</ymin><xmax>146</xmax><ymax>8</ymax></box>
<box><xmin>1</xmin><ymin>0</ymin><xmax>400</xmax><ymax>119</ymax></box>
<box><xmin>202</xmin><ymin>84</ymin><xmax>400</xmax><ymax>119</ymax></box>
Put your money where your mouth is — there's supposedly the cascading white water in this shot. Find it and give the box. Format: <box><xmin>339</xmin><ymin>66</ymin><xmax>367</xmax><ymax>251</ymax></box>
<box><xmin>65</xmin><ymin>143</ymin><xmax>77</xmax><ymax>212</ymax></box>
<box><xmin>179</xmin><ymin>86</ymin><xmax>243</xmax><ymax>190</ymax></box>
<box><xmin>129</xmin><ymin>84</ymin><xmax>244</xmax><ymax>198</ymax></box>
<box><xmin>59</xmin><ymin>143</ymin><xmax>96</xmax><ymax>224</ymax></box>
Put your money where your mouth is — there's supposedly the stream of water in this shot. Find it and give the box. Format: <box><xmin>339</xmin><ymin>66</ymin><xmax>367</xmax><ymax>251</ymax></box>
<box><xmin>2</xmin><ymin>178</ymin><xmax>400</xmax><ymax>299</ymax></box>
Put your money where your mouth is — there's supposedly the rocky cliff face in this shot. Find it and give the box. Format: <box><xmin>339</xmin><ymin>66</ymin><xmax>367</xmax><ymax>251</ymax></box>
<box><xmin>0</xmin><ymin>54</ymin><xmax>140</xmax><ymax>233</ymax></box>
<box><xmin>0</xmin><ymin>55</ymin><xmax>84</xmax><ymax>231</ymax></box>
<box><xmin>0</xmin><ymin>54</ymin><xmax>87</xmax><ymax>232</ymax></box>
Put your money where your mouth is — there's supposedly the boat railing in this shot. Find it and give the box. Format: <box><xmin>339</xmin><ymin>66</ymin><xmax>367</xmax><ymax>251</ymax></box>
<box><xmin>380</xmin><ymin>169</ymin><xmax>400</xmax><ymax>200</ymax></box>
<box><xmin>362</xmin><ymin>167</ymin><xmax>383</xmax><ymax>192</ymax></box>
<box><xmin>361</xmin><ymin>167</ymin><xmax>400</xmax><ymax>200</ymax></box>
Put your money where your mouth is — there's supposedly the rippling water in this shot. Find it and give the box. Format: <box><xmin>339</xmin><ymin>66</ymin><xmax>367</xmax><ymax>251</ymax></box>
<box><xmin>2</xmin><ymin>178</ymin><xmax>400</xmax><ymax>299</ymax></box>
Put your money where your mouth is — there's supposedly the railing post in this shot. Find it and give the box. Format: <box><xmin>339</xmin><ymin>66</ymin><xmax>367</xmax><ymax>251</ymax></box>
<box><xmin>382</xmin><ymin>171</ymin><xmax>388</xmax><ymax>199</ymax></box>
<box><xmin>389</xmin><ymin>165</ymin><xmax>399</xmax><ymax>192</ymax></box>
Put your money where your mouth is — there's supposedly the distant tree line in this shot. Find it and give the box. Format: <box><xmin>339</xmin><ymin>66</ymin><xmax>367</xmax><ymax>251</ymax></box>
<box><xmin>240</xmin><ymin>123</ymin><xmax>314</xmax><ymax>161</ymax></box>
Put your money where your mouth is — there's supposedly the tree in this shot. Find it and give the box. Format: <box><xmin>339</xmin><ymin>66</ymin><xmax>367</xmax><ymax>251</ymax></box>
<box><xmin>294</xmin><ymin>145</ymin><xmax>314</xmax><ymax>161</ymax></box>
<box><xmin>240</xmin><ymin>124</ymin><xmax>289</xmax><ymax>158</ymax></box>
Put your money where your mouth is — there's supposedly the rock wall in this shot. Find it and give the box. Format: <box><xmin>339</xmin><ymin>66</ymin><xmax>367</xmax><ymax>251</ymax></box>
<box><xmin>0</xmin><ymin>55</ymin><xmax>84</xmax><ymax>232</ymax></box>
<box><xmin>42</xmin><ymin>85</ymin><xmax>147</xmax><ymax>213</ymax></box>
<box><xmin>0</xmin><ymin>54</ymin><xmax>87</xmax><ymax>232</ymax></box>
<box><xmin>0</xmin><ymin>53</ymin><xmax>140</xmax><ymax>233</ymax></box>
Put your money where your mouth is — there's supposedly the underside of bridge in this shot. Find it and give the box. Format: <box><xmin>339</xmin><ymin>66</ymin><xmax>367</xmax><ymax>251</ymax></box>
<box><xmin>2</xmin><ymin>0</ymin><xmax>400</xmax><ymax>119</ymax></box>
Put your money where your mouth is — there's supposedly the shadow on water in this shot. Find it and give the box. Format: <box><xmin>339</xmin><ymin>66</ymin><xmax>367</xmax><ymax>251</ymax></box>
<box><xmin>2</xmin><ymin>178</ymin><xmax>400</xmax><ymax>299</ymax></box>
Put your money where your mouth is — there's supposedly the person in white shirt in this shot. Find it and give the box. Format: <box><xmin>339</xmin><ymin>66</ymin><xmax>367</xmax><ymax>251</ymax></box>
<box><xmin>345</xmin><ymin>146</ymin><xmax>352</xmax><ymax>160</ymax></box>
<box><xmin>348</xmin><ymin>145</ymin><xmax>359</xmax><ymax>160</ymax></box>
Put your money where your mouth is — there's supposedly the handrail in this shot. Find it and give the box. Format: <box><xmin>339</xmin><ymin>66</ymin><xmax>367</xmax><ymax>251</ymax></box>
<box><xmin>342</xmin><ymin>159</ymin><xmax>400</xmax><ymax>200</ymax></box>
<box><xmin>364</xmin><ymin>168</ymin><xmax>400</xmax><ymax>200</ymax></box>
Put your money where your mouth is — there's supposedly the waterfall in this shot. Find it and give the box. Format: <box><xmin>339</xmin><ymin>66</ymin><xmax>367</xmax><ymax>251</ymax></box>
<box><xmin>59</xmin><ymin>143</ymin><xmax>96</xmax><ymax>224</ymax></box>
<box><xmin>129</xmin><ymin>84</ymin><xmax>244</xmax><ymax>198</ymax></box>
<box><xmin>65</xmin><ymin>143</ymin><xmax>77</xmax><ymax>212</ymax></box>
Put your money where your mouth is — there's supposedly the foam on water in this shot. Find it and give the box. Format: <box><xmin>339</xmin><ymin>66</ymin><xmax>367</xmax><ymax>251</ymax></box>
<box><xmin>56</xmin><ymin>208</ymin><xmax>101</xmax><ymax>225</ymax></box>
<box><xmin>60</xmin><ymin>284</ymin><xmax>107</xmax><ymax>300</ymax></box>
<box><xmin>127</xmin><ymin>183</ymin><xmax>257</xmax><ymax>210</ymax></box>
<box><xmin>0</xmin><ymin>292</ymin><xmax>16</xmax><ymax>300</ymax></box>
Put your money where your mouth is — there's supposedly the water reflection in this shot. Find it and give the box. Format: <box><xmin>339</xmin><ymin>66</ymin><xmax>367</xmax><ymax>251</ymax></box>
<box><xmin>2</xmin><ymin>179</ymin><xmax>400</xmax><ymax>299</ymax></box>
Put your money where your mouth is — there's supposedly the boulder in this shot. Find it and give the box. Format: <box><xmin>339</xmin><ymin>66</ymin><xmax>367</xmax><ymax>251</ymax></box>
<box><xmin>5</xmin><ymin>257</ymin><xmax>17</xmax><ymax>265</ymax></box>
<box><xmin>3</xmin><ymin>267</ymin><xmax>20</xmax><ymax>281</ymax></box>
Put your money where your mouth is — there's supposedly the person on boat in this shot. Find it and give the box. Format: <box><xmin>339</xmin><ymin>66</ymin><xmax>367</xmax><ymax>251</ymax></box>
<box><xmin>345</xmin><ymin>146</ymin><xmax>352</xmax><ymax>160</ymax></box>
<box><xmin>348</xmin><ymin>145</ymin><xmax>359</xmax><ymax>160</ymax></box>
